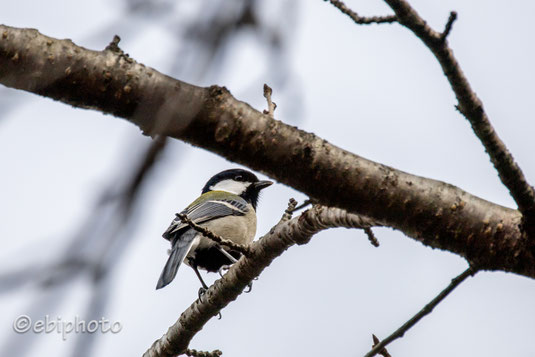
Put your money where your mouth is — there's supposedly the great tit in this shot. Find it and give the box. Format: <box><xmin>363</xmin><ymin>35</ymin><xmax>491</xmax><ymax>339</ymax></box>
<box><xmin>156</xmin><ymin>168</ymin><xmax>273</xmax><ymax>290</ymax></box>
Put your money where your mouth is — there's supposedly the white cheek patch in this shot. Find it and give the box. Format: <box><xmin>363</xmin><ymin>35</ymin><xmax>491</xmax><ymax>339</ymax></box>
<box><xmin>210</xmin><ymin>179</ymin><xmax>250</xmax><ymax>195</ymax></box>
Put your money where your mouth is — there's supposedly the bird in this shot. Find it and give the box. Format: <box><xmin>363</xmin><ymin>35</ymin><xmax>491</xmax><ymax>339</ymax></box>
<box><xmin>156</xmin><ymin>168</ymin><xmax>273</xmax><ymax>291</ymax></box>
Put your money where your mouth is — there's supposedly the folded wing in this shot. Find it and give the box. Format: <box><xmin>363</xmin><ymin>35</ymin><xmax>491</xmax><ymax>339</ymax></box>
<box><xmin>163</xmin><ymin>193</ymin><xmax>249</xmax><ymax>240</ymax></box>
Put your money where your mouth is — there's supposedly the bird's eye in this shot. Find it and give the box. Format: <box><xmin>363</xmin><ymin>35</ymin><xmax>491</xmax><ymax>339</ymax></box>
<box><xmin>235</xmin><ymin>175</ymin><xmax>243</xmax><ymax>181</ymax></box>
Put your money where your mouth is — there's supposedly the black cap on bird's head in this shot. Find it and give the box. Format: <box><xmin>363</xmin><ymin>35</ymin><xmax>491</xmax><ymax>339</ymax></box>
<box><xmin>202</xmin><ymin>169</ymin><xmax>273</xmax><ymax>209</ymax></box>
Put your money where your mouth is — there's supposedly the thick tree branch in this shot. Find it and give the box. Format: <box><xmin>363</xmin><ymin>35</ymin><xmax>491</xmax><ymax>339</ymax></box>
<box><xmin>381</xmin><ymin>0</ymin><xmax>535</xmax><ymax>238</ymax></box>
<box><xmin>0</xmin><ymin>25</ymin><xmax>533</xmax><ymax>278</ymax></box>
<box><xmin>143</xmin><ymin>205</ymin><xmax>379</xmax><ymax>357</ymax></box>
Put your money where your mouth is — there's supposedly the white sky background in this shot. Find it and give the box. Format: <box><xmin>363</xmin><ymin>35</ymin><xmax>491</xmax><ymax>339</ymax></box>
<box><xmin>1</xmin><ymin>0</ymin><xmax>535</xmax><ymax>356</ymax></box>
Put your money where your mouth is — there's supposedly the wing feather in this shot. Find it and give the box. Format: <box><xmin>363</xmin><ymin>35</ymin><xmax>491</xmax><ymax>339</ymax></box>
<box><xmin>162</xmin><ymin>193</ymin><xmax>249</xmax><ymax>240</ymax></box>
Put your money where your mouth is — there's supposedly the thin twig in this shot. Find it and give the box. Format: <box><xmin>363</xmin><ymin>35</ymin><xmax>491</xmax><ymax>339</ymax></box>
<box><xmin>372</xmin><ymin>334</ymin><xmax>391</xmax><ymax>357</ymax></box>
<box><xmin>289</xmin><ymin>199</ymin><xmax>313</xmax><ymax>213</ymax></box>
<box><xmin>176</xmin><ymin>213</ymin><xmax>252</xmax><ymax>256</ymax></box>
<box><xmin>363</xmin><ymin>266</ymin><xmax>477</xmax><ymax>357</ymax></box>
<box><xmin>326</xmin><ymin>0</ymin><xmax>397</xmax><ymax>25</ymax></box>
<box><xmin>263</xmin><ymin>83</ymin><xmax>277</xmax><ymax>118</ymax></box>
<box><xmin>381</xmin><ymin>0</ymin><xmax>535</xmax><ymax>239</ymax></box>
<box><xmin>364</xmin><ymin>227</ymin><xmax>380</xmax><ymax>247</ymax></box>
<box><xmin>440</xmin><ymin>11</ymin><xmax>457</xmax><ymax>41</ymax></box>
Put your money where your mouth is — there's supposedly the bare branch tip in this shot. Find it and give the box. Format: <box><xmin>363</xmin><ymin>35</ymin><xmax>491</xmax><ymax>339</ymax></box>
<box><xmin>364</xmin><ymin>227</ymin><xmax>380</xmax><ymax>247</ymax></box>
<box><xmin>263</xmin><ymin>83</ymin><xmax>272</xmax><ymax>97</ymax></box>
<box><xmin>281</xmin><ymin>198</ymin><xmax>298</xmax><ymax>221</ymax></box>
<box><xmin>371</xmin><ymin>334</ymin><xmax>392</xmax><ymax>357</ymax></box>
<box><xmin>372</xmin><ymin>334</ymin><xmax>379</xmax><ymax>344</ymax></box>
<box><xmin>288</xmin><ymin>199</ymin><xmax>314</xmax><ymax>215</ymax></box>
<box><xmin>288</xmin><ymin>197</ymin><xmax>298</xmax><ymax>208</ymax></box>
<box><xmin>105</xmin><ymin>34</ymin><xmax>122</xmax><ymax>53</ymax></box>
<box><xmin>263</xmin><ymin>83</ymin><xmax>276</xmax><ymax>118</ymax></box>
<box><xmin>440</xmin><ymin>11</ymin><xmax>458</xmax><ymax>41</ymax></box>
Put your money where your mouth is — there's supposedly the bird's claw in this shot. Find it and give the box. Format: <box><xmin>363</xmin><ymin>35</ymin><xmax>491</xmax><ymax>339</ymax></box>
<box><xmin>218</xmin><ymin>265</ymin><xmax>231</xmax><ymax>278</ymax></box>
<box><xmin>198</xmin><ymin>287</ymin><xmax>207</xmax><ymax>301</ymax></box>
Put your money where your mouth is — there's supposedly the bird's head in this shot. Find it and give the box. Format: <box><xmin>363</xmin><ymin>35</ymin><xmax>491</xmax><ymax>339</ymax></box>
<box><xmin>202</xmin><ymin>169</ymin><xmax>273</xmax><ymax>209</ymax></box>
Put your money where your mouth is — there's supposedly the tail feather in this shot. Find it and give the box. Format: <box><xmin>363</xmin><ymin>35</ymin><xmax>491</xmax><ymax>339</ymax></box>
<box><xmin>156</xmin><ymin>233</ymin><xmax>195</xmax><ymax>289</ymax></box>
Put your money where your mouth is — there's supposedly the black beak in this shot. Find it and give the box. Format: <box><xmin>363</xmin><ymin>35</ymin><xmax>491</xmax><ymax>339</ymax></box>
<box><xmin>254</xmin><ymin>180</ymin><xmax>273</xmax><ymax>190</ymax></box>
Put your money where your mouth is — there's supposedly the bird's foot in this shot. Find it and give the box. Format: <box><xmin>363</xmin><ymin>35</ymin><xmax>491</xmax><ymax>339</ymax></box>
<box><xmin>197</xmin><ymin>287</ymin><xmax>222</xmax><ymax>318</ymax></box>
<box><xmin>198</xmin><ymin>287</ymin><xmax>207</xmax><ymax>301</ymax></box>
<box><xmin>218</xmin><ymin>265</ymin><xmax>231</xmax><ymax>278</ymax></box>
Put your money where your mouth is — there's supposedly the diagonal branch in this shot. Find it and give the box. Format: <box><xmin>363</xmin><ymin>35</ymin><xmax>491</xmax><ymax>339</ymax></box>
<box><xmin>380</xmin><ymin>0</ymin><xmax>535</xmax><ymax>238</ymax></box>
<box><xmin>326</xmin><ymin>0</ymin><xmax>397</xmax><ymax>25</ymax></box>
<box><xmin>143</xmin><ymin>204</ymin><xmax>380</xmax><ymax>357</ymax></box>
<box><xmin>364</xmin><ymin>266</ymin><xmax>476</xmax><ymax>357</ymax></box>
<box><xmin>0</xmin><ymin>25</ymin><xmax>533</xmax><ymax>278</ymax></box>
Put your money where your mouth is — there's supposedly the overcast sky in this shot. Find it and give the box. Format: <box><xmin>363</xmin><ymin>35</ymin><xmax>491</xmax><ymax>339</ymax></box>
<box><xmin>1</xmin><ymin>0</ymin><xmax>535</xmax><ymax>356</ymax></box>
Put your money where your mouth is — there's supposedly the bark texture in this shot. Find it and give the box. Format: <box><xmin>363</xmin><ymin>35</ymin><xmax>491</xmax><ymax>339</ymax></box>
<box><xmin>382</xmin><ymin>0</ymin><xmax>535</xmax><ymax>237</ymax></box>
<box><xmin>0</xmin><ymin>25</ymin><xmax>533</xmax><ymax>278</ymax></box>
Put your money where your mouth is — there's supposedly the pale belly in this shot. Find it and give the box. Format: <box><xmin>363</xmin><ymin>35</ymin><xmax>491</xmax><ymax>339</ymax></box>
<box><xmin>184</xmin><ymin>210</ymin><xmax>257</xmax><ymax>267</ymax></box>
